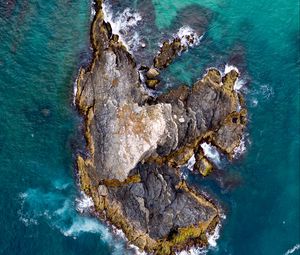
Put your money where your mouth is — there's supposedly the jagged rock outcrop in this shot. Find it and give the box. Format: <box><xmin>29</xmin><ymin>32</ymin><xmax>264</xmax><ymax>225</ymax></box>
<box><xmin>75</xmin><ymin>1</ymin><xmax>247</xmax><ymax>254</ymax></box>
<box><xmin>154</xmin><ymin>38</ymin><xmax>182</xmax><ymax>69</ymax></box>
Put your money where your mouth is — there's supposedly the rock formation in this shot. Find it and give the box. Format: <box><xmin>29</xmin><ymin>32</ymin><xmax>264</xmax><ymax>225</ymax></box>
<box><xmin>75</xmin><ymin>1</ymin><xmax>247</xmax><ymax>254</ymax></box>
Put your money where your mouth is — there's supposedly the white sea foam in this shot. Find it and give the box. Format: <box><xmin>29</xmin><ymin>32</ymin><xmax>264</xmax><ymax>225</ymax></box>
<box><xmin>234</xmin><ymin>77</ymin><xmax>246</xmax><ymax>91</ymax></box>
<box><xmin>186</xmin><ymin>154</ymin><xmax>196</xmax><ymax>171</ymax></box>
<box><xmin>53</xmin><ymin>179</ymin><xmax>71</xmax><ymax>190</ymax></box>
<box><xmin>179</xmin><ymin>154</ymin><xmax>195</xmax><ymax>180</ymax></box>
<box><xmin>176</xmin><ymin>247</ymin><xmax>208</xmax><ymax>255</ymax></box>
<box><xmin>90</xmin><ymin>1</ymin><xmax>96</xmax><ymax>20</ymax></box>
<box><xmin>76</xmin><ymin>192</ymin><xmax>94</xmax><ymax>213</ymax></box>
<box><xmin>127</xmin><ymin>31</ymin><xmax>142</xmax><ymax>52</ymax></box>
<box><xmin>174</xmin><ymin>199</ymin><xmax>225</xmax><ymax>254</ymax></box>
<box><xmin>180</xmin><ymin>170</ymin><xmax>189</xmax><ymax>180</ymax></box>
<box><xmin>128</xmin><ymin>244</ymin><xmax>147</xmax><ymax>255</ymax></box>
<box><xmin>18</xmin><ymin>182</ymin><xmax>133</xmax><ymax>253</ymax></box>
<box><xmin>19</xmin><ymin>215</ymin><xmax>38</xmax><ymax>226</ymax></box>
<box><xmin>223</xmin><ymin>64</ymin><xmax>247</xmax><ymax>92</ymax></box>
<box><xmin>18</xmin><ymin>188</ymin><xmax>99</xmax><ymax>236</ymax></box>
<box><xmin>175</xmin><ymin>26</ymin><xmax>203</xmax><ymax>48</ymax></box>
<box><xmin>260</xmin><ymin>84</ymin><xmax>274</xmax><ymax>99</ymax></box>
<box><xmin>247</xmin><ymin>83</ymin><xmax>274</xmax><ymax>109</ymax></box>
<box><xmin>200</xmin><ymin>142</ymin><xmax>221</xmax><ymax>166</ymax></box>
<box><xmin>206</xmin><ymin>65</ymin><xmax>245</xmax><ymax>92</ymax></box>
<box><xmin>102</xmin><ymin>2</ymin><xmax>142</xmax><ymax>52</ymax></box>
<box><xmin>54</xmin><ymin>200</ymin><xmax>71</xmax><ymax>216</ymax></box>
<box><xmin>284</xmin><ymin>244</ymin><xmax>300</xmax><ymax>255</ymax></box>
<box><xmin>18</xmin><ymin>192</ymin><xmax>39</xmax><ymax>226</ymax></box>
<box><xmin>157</xmin><ymin>26</ymin><xmax>202</xmax><ymax>57</ymax></box>
<box><xmin>112</xmin><ymin>227</ymin><xmax>127</xmax><ymax>240</ymax></box>
<box><xmin>19</xmin><ymin>192</ymin><xmax>28</xmax><ymax>199</ymax></box>
<box><xmin>251</xmin><ymin>98</ymin><xmax>258</xmax><ymax>107</ymax></box>
<box><xmin>224</xmin><ymin>64</ymin><xmax>239</xmax><ymax>75</ymax></box>
<box><xmin>18</xmin><ymin>190</ymin><xmax>50</xmax><ymax>226</ymax></box>
<box><xmin>63</xmin><ymin>217</ymin><xmax>107</xmax><ymax>237</ymax></box>
<box><xmin>73</xmin><ymin>75</ymin><xmax>79</xmax><ymax>105</ymax></box>
<box><xmin>207</xmin><ymin>223</ymin><xmax>221</xmax><ymax>248</ymax></box>
<box><xmin>111</xmin><ymin>226</ymin><xmax>146</xmax><ymax>255</ymax></box>
<box><xmin>233</xmin><ymin>135</ymin><xmax>247</xmax><ymax>159</ymax></box>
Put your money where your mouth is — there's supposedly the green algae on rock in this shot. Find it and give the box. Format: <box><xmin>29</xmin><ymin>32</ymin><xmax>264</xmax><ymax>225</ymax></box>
<box><xmin>75</xmin><ymin>1</ymin><xmax>247</xmax><ymax>254</ymax></box>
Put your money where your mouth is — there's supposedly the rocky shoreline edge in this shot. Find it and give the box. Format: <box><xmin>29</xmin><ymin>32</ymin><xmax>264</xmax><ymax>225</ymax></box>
<box><xmin>74</xmin><ymin>1</ymin><xmax>247</xmax><ymax>254</ymax></box>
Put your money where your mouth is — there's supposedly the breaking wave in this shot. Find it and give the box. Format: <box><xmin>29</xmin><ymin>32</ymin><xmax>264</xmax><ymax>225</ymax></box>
<box><xmin>175</xmin><ymin>26</ymin><xmax>203</xmax><ymax>48</ymax></box>
<box><xmin>201</xmin><ymin>142</ymin><xmax>221</xmax><ymax>166</ymax></box>
<box><xmin>223</xmin><ymin>64</ymin><xmax>247</xmax><ymax>92</ymax></box>
<box><xmin>234</xmin><ymin>77</ymin><xmax>246</xmax><ymax>91</ymax></box>
<box><xmin>207</xmin><ymin>222</ymin><xmax>221</xmax><ymax>248</ymax></box>
<box><xmin>224</xmin><ymin>64</ymin><xmax>239</xmax><ymax>75</ymax></box>
<box><xmin>76</xmin><ymin>192</ymin><xmax>94</xmax><ymax>214</ymax></box>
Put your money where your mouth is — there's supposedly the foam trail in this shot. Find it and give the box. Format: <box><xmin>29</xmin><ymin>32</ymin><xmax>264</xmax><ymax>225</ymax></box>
<box><xmin>284</xmin><ymin>244</ymin><xmax>300</xmax><ymax>255</ymax></box>
<box><xmin>54</xmin><ymin>200</ymin><xmax>71</xmax><ymax>216</ymax></box>
<box><xmin>53</xmin><ymin>179</ymin><xmax>71</xmax><ymax>190</ymax></box>
<box><xmin>63</xmin><ymin>217</ymin><xmax>109</xmax><ymax>237</ymax></box>
<box><xmin>248</xmin><ymin>83</ymin><xmax>274</xmax><ymax>109</ymax></box>
<box><xmin>260</xmin><ymin>84</ymin><xmax>274</xmax><ymax>99</ymax></box>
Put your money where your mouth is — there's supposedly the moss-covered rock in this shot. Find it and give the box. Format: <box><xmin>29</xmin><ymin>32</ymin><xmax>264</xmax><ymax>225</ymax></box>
<box><xmin>154</xmin><ymin>38</ymin><xmax>182</xmax><ymax>69</ymax></box>
<box><xmin>146</xmin><ymin>79</ymin><xmax>160</xmax><ymax>89</ymax></box>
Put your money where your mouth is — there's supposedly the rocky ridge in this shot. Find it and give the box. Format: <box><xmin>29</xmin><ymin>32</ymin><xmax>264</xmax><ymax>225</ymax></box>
<box><xmin>75</xmin><ymin>1</ymin><xmax>247</xmax><ymax>254</ymax></box>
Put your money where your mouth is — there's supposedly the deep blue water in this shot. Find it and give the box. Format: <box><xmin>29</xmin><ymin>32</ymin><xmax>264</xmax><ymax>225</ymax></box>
<box><xmin>0</xmin><ymin>0</ymin><xmax>299</xmax><ymax>255</ymax></box>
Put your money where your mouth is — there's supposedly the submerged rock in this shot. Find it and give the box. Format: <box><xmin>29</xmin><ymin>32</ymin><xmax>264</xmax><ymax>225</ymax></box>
<box><xmin>171</xmin><ymin>4</ymin><xmax>213</xmax><ymax>36</ymax></box>
<box><xmin>75</xmin><ymin>1</ymin><xmax>247</xmax><ymax>254</ymax></box>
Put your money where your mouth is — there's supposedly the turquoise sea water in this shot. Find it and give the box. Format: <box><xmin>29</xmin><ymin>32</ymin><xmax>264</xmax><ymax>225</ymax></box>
<box><xmin>0</xmin><ymin>1</ymin><xmax>299</xmax><ymax>255</ymax></box>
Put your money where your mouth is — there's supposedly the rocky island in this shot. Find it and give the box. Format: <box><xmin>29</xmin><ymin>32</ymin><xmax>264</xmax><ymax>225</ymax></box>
<box><xmin>75</xmin><ymin>1</ymin><xmax>247</xmax><ymax>254</ymax></box>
